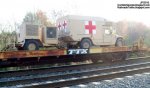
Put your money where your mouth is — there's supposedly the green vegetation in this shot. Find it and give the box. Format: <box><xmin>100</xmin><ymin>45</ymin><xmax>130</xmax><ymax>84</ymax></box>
<box><xmin>0</xmin><ymin>30</ymin><xmax>17</xmax><ymax>51</ymax></box>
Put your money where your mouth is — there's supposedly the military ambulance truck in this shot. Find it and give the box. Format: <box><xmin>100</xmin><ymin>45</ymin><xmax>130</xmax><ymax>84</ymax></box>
<box><xmin>16</xmin><ymin>15</ymin><xmax>124</xmax><ymax>50</ymax></box>
<box><xmin>56</xmin><ymin>15</ymin><xmax>124</xmax><ymax>48</ymax></box>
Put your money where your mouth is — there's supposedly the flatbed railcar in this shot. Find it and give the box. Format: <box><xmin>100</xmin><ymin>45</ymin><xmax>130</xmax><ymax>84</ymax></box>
<box><xmin>0</xmin><ymin>15</ymin><xmax>146</xmax><ymax>66</ymax></box>
<box><xmin>0</xmin><ymin>47</ymin><xmax>129</xmax><ymax>60</ymax></box>
<box><xmin>0</xmin><ymin>46</ymin><xmax>146</xmax><ymax>67</ymax></box>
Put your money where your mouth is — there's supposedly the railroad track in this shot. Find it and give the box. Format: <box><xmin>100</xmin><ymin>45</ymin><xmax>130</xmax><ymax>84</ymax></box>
<box><xmin>1</xmin><ymin>56</ymin><xmax>150</xmax><ymax>88</ymax></box>
<box><xmin>1</xmin><ymin>56</ymin><xmax>150</xmax><ymax>77</ymax></box>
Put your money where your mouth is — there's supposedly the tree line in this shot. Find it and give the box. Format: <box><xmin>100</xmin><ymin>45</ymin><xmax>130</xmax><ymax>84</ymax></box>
<box><xmin>117</xmin><ymin>21</ymin><xmax>150</xmax><ymax>47</ymax></box>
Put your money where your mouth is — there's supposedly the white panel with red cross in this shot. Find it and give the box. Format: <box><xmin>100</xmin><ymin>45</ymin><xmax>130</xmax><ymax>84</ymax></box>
<box><xmin>62</xmin><ymin>21</ymin><xmax>67</xmax><ymax>29</ymax></box>
<box><xmin>57</xmin><ymin>21</ymin><xmax>67</xmax><ymax>32</ymax></box>
<box><xmin>84</xmin><ymin>20</ymin><xmax>96</xmax><ymax>34</ymax></box>
<box><xmin>57</xmin><ymin>22</ymin><xmax>62</xmax><ymax>30</ymax></box>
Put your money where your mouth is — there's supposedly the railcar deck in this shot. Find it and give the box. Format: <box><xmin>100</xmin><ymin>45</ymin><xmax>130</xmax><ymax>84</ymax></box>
<box><xmin>0</xmin><ymin>46</ymin><xmax>132</xmax><ymax>60</ymax></box>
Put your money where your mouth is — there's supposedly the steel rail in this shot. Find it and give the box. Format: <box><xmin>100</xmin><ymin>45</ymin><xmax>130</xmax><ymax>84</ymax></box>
<box><xmin>1</xmin><ymin>58</ymin><xmax>150</xmax><ymax>87</ymax></box>
<box><xmin>1</xmin><ymin>56</ymin><xmax>150</xmax><ymax>78</ymax></box>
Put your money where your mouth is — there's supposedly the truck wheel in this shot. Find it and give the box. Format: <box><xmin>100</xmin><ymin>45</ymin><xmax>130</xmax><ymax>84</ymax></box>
<box><xmin>24</xmin><ymin>40</ymin><xmax>39</xmax><ymax>50</ymax></box>
<box><xmin>116</xmin><ymin>38</ymin><xmax>123</xmax><ymax>47</ymax></box>
<box><xmin>80</xmin><ymin>39</ymin><xmax>92</xmax><ymax>48</ymax></box>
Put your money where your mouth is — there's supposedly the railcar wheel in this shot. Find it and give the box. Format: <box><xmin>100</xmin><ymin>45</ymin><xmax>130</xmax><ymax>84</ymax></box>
<box><xmin>80</xmin><ymin>39</ymin><xmax>92</xmax><ymax>48</ymax></box>
<box><xmin>24</xmin><ymin>40</ymin><xmax>39</xmax><ymax>50</ymax></box>
<box><xmin>92</xmin><ymin>59</ymin><xmax>99</xmax><ymax>63</ymax></box>
<box><xmin>120</xmin><ymin>52</ymin><xmax>128</xmax><ymax>60</ymax></box>
<box><xmin>113</xmin><ymin>52</ymin><xmax>128</xmax><ymax>61</ymax></box>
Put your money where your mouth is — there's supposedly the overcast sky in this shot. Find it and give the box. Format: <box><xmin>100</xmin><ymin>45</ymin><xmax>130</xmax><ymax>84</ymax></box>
<box><xmin>0</xmin><ymin>0</ymin><xmax>150</xmax><ymax>26</ymax></box>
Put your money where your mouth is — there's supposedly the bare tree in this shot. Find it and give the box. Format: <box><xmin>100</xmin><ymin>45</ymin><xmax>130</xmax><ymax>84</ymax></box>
<box><xmin>51</xmin><ymin>10</ymin><xmax>66</xmax><ymax>24</ymax></box>
<box><xmin>23</xmin><ymin>10</ymin><xmax>53</xmax><ymax>26</ymax></box>
<box><xmin>117</xmin><ymin>20</ymin><xmax>150</xmax><ymax>46</ymax></box>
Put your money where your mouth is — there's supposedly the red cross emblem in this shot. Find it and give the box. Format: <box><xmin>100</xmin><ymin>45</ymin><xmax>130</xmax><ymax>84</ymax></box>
<box><xmin>63</xmin><ymin>21</ymin><xmax>67</xmax><ymax>29</ymax></box>
<box><xmin>85</xmin><ymin>21</ymin><xmax>96</xmax><ymax>34</ymax></box>
<box><xmin>57</xmin><ymin>22</ymin><xmax>61</xmax><ymax>30</ymax></box>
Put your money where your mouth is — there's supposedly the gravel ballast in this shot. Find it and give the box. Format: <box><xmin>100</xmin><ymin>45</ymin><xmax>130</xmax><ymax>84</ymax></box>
<box><xmin>69</xmin><ymin>72</ymin><xmax>150</xmax><ymax>88</ymax></box>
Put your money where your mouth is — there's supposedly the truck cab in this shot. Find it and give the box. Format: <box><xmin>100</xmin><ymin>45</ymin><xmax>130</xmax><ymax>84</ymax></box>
<box><xmin>16</xmin><ymin>23</ymin><xmax>58</xmax><ymax>50</ymax></box>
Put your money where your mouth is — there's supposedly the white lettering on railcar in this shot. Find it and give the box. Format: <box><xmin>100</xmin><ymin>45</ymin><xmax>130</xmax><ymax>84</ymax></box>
<box><xmin>68</xmin><ymin>49</ymin><xmax>89</xmax><ymax>55</ymax></box>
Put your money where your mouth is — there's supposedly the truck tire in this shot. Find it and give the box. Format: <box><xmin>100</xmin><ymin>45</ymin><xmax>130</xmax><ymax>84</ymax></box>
<box><xmin>80</xmin><ymin>39</ymin><xmax>92</xmax><ymax>48</ymax></box>
<box><xmin>116</xmin><ymin>38</ymin><xmax>123</xmax><ymax>47</ymax></box>
<box><xmin>23</xmin><ymin>40</ymin><xmax>39</xmax><ymax>50</ymax></box>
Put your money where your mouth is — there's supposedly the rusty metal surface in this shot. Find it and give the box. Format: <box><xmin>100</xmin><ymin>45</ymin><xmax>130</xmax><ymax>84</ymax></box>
<box><xmin>90</xmin><ymin>46</ymin><xmax>131</xmax><ymax>53</ymax></box>
<box><xmin>0</xmin><ymin>46</ymin><xmax>146</xmax><ymax>60</ymax></box>
<box><xmin>0</xmin><ymin>49</ymin><xmax>66</xmax><ymax>60</ymax></box>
